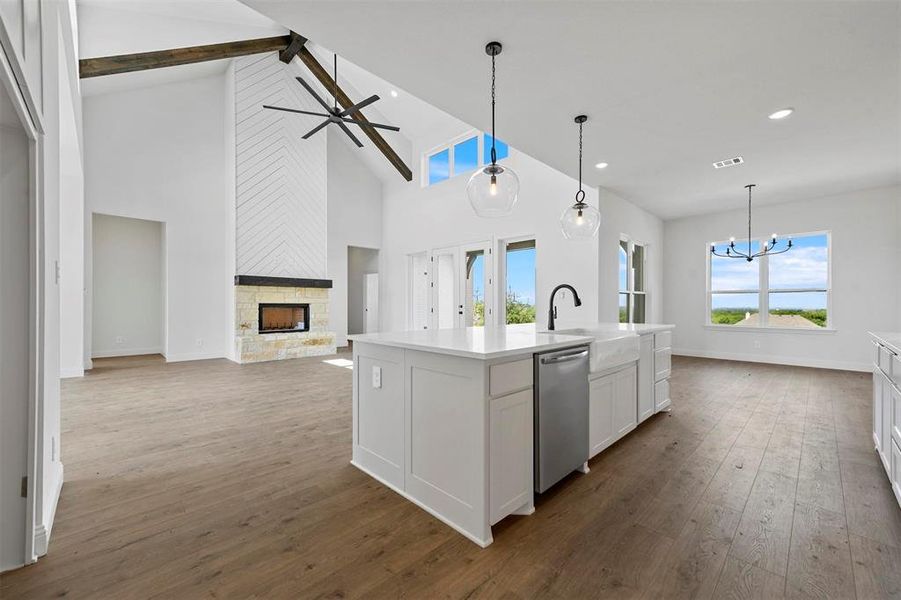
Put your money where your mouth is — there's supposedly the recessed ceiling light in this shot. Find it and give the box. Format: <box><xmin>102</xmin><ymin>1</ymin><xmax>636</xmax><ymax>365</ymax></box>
<box><xmin>390</xmin><ymin>89</ymin><xmax>398</xmax><ymax>98</ymax></box>
<box><xmin>768</xmin><ymin>107</ymin><xmax>794</xmax><ymax>120</ymax></box>
<box><xmin>594</xmin><ymin>162</ymin><xmax>608</xmax><ymax>169</ymax></box>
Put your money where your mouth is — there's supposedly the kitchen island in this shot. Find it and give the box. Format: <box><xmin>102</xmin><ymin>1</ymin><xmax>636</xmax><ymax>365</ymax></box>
<box><xmin>348</xmin><ymin>322</ymin><xmax>674</xmax><ymax>547</ymax></box>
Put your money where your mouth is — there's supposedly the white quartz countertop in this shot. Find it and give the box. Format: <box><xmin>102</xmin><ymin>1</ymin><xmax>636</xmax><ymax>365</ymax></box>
<box><xmin>349</xmin><ymin>324</ymin><xmax>595</xmax><ymax>360</ymax></box>
<box><xmin>349</xmin><ymin>322</ymin><xmax>675</xmax><ymax>360</ymax></box>
<box><xmin>870</xmin><ymin>331</ymin><xmax>901</xmax><ymax>355</ymax></box>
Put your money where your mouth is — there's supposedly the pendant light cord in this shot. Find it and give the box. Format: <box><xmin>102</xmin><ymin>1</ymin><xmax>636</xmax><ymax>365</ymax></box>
<box><xmin>747</xmin><ymin>184</ymin><xmax>753</xmax><ymax>256</ymax></box>
<box><xmin>575</xmin><ymin>119</ymin><xmax>585</xmax><ymax>204</ymax></box>
<box><xmin>333</xmin><ymin>54</ymin><xmax>338</xmax><ymax>112</ymax></box>
<box><xmin>490</xmin><ymin>52</ymin><xmax>497</xmax><ymax>165</ymax></box>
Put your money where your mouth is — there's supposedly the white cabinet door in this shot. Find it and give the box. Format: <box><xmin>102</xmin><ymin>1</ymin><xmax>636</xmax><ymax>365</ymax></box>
<box><xmin>891</xmin><ymin>440</ymin><xmax>901</xmax><ymax>507</ymax></box>
<box><xmin>589</xmin><ymin>374</ymin><xmax>615</xmax><ymax>458</ymax></box>
<box><xmin>489</xmin><ymin>389</ymin><xmax>533</xmax><ymax>525</ymax></box>
<box><xmin>613</xmin><ymin>365</ymin><xmax>638</xmax><ymax>438</ymax></box>
<box><xmin>875</xmin><ymin>370</ymin><xmax>884</xmax><ymax>452</ymax></box>
<box><xmin>883</xmin><ymin>375</ymin><xmax>893</xmax><ymax>475</ymax></box>
<box><xmin>637</xmin><ymin>335</ymin><xmax>654</xmax><ymax>422</ymax></box>
<box><xmin>892</xmin><ymin>382</ymin><xmax>901</xmax><ymax>449</ymax></box>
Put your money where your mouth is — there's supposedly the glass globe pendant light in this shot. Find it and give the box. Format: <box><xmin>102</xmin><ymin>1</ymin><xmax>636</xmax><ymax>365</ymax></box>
<box><xmin>467</xmin><ymin>41</ymin><xmax>519</xmax><ymax>218</ymax></box>
<box><xmin>560</xmin><ymin>115</ymin><xmax>601</xmax><ymax>239</ymax></box>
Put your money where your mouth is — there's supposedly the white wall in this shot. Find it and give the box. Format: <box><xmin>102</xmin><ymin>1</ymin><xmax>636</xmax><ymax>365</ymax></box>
<box><xmin>91</xmin><ymin>214</ymin><xmax>164</xmax><ymax>357</ymax></box>
<box><xmin>597</xmin><ymin>188</ymin><xmax>665</xmax><ymax>323</ymax></box>
<box><xmin>380</xmin><ymin>134</ymin><xmax>599</xmax><ymax>333</ymax></box>
<box><xmin>83</xmin><ymin>74</ymin><xmax>231</xmax><ymax>362</ymax></box>
<box><xmin>347</xmin><ymin>246</ymin><xmax>379</xmax><ymax>335</ymax></box>
<box><xmin>327</xmin><ymin>127</ymin><xmax>383</xmax><ymax>346</ymax></box>
<box><xmin>663</xmin><ymin>185</ymin><xmax>901</xmax><ymax>371</ymax></box>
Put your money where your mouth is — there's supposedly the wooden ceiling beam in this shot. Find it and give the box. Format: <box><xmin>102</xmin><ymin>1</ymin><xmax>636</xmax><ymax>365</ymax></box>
<box><xmin>297</xmin><ymin>47</ymin><xmax>412</xmax><ymax>181</ymax></box>
<box><xmin>79</xmin><ymin>35</ymin><xmax>292</xmax><ymax>78</ymax></box>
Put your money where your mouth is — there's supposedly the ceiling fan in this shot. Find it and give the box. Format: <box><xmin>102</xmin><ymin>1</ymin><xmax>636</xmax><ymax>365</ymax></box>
<box><xmin>263</xmin><ymin>54</ymin><xmax>399</xmax><ymax>147</ymax></box>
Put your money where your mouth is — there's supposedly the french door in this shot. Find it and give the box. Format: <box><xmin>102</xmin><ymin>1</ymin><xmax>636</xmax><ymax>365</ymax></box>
<box><xmin>426</xmin><ymin>242</ymin><xmax>494</xmax><ymax>330</ymax></box>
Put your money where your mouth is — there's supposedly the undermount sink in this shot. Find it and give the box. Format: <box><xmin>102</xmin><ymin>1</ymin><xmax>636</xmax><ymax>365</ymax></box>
<box><xmin>552</xmin><ymin>327</ymin><xmax>640</xmax><ymax>373</ymax></box>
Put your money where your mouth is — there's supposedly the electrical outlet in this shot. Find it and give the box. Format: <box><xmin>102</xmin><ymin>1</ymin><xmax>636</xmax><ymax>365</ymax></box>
<box><xmin>115</xmin><ymin>336</ymin><xmax>125</xmax><ymax>345</ymax></box>
<box><xmin>195</xmin><ymin>338</ymin><xmax>204</xmax><ymax>348</ymax></box>
<box><xmin>372</xmin><ymin>366</ymin><xmax>382</xmax><ymax>389</ymax></box>
<box><xmin>753</xmin><ymin>339</ymin><xmax>761</xmax><ymax>349</ymax></box>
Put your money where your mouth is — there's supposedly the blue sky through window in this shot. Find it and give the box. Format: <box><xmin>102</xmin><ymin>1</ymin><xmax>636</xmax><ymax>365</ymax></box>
<box><xmin>506</xmin><ymin>248</ymin><xmax>536</xmax><ymax>304</ymax></box>
<box><xmin>454</xmin><ymin>136</ymin><xmax>478</xmax><ymax>175</ymax></box>
<box><xmin>428</xmin><ymin>149</ymin><xmax>449</xmax><ymax>185</ymax></box>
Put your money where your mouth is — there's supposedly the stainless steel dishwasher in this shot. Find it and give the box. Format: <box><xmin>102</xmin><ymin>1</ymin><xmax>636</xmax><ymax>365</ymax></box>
<box><xmin>533</xmin><ymin>345</ymin><xmax>590</xmax><ymax>493</ymax></box>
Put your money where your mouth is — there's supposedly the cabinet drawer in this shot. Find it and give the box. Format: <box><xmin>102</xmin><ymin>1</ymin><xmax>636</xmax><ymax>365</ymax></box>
<box><xmin>893</xmin><ymin>354</ymin><xmax>901</xmax><ymax>388</ymax></box>
<box><xmin>654</xmin><ymin>379</ymin><xmax>671</xmax><ymax>412</ymax></box>
<box><xmin>655</xmin><ymin>331</ymin><xmax>672</xmax><ymax>350</ymax></box>
<box><xmin>489</xmin><ymin>358</ymin><xmax>533</xmax><ymax>397</ymax></box>
<box><xmin>878</xmin><ymin>344</ymin><xmax>895</xmax><ymax>377</ymax></box>
<box><xmin>654</xmin><ymin>348</ymin><xmax>671</xmax><ymax>381</ymax></box>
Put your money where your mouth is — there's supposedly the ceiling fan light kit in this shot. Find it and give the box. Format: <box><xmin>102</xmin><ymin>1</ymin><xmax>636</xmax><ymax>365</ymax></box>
<box><xmin>467</xmin><ymin>41</ymin><xmax>520</xmax><ymax>218</ymax></box>
<box><xmin>710</xmin><ymin>184</ymin><xmax>793</xmax><ymax>262</ymax></box>
<box><xmin>560</xmin><ymin>115</ymin><xmax>601</xmax><ymax>240</ymax></box>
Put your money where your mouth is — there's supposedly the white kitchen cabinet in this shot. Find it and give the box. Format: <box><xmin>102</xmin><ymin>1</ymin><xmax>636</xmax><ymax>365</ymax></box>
<box><xmin>589</xmin><ymin>363</ymin><xmax>637</xmax><ymax>458</ymax></box>
<box><xmin>655</xmin><ymin>379</ymin><xmax>671</xmax><ymax>412</ymax></box>
<box><xmin>870</xmin><ymin>333</ymin><xmax>901</xmax><ymax>511</ymax></box>
<box><xmin>614</xmin><ymin>365</ymin><xmax>638</xmax><ymax>437</ymax></box>
<box><xmin>489</xmin><ymin>389</ymin><xmax>533</xmax><ymax>524</ymax></box>
<box><xmin>637</xmin><ymin>335</ymin><xmax>654</xmax><ymax>422</ymax></box>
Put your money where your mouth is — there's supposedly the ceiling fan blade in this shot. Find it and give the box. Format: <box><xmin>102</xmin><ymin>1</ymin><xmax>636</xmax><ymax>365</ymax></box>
<box><xmin>263</xmin><ymin>105</ymin><xmax>331</xmax><ymax>118</ymax></box>
<box><xmin>339</xmin><ymin>118</ymin><xmax>400</xmax><ymax>132</ymax></box>
<box><xmin>336</xmin><ymin>120</ymin><xmax>364</xmax><ymax>147</ymax></box>
<box><xmin>302</xmin><ymin>119</ymin><xmax>331</xmax><ymax>139</ymax></box>
<box><xmin>294</xmin><ymin>76</ymin><xmax>334</xmax><ymax>112</ymax></box>
<box><xmin>338</xmin><ymin>94</ymin><xmax>380</xmax><ymax>117</ymax></box>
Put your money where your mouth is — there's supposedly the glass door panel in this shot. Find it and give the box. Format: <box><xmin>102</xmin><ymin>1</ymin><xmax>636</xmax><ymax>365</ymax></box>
<box><xmin>432</xmin><ymin>248</ymin><xmax>458</xmax><ymax>329</ymax></box>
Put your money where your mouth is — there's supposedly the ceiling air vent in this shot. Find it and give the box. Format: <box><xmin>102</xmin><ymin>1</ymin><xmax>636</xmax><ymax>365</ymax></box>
<box><xmin>713</xmin><ymin>156</ymin><xmax>744</xmax><ymax>169</ymax></box>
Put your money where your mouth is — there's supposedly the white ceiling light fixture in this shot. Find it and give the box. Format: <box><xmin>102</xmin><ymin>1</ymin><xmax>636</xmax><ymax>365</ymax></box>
<box><xmin>560</xmin><ymin>115</ymin><xmax>601</xmax><ymax>240</ymax></box>
<box><xmin>595</xmin><ymin>162</ymin><xmax>608</xmax><ymax>169</ymax></box>
<box><xmin>467</xmin><ymin>41</ymin><xmax>519</xmax><ymax>218</ymax></box>
<box><xmin>768</xmin><ymin>107</ymin><xmax>794</xmax><ymax>120</ymax></box>
<box><xmin>390</xmin><ymin>89</ymin><xmax>398</xmax><ymax>98</ymax></box>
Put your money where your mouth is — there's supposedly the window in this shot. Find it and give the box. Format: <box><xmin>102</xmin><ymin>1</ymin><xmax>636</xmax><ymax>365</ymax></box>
<box><xmin>504</xmin><ymin>239</ymin><xmax>536</xmax><ymax>324</ymax></box>
<box><xmin>619</xmin><ymin>237</ymin><xmax>647</xmax><ymax>323</ymax></box>
<box><xmin>708</xmin><ymin>232</ymin><xmax>830</xmax><ymax>329</ymax></box>
<box><xmin>423</xmin><ymin>131</ymin><xmax>509</xmax><ymax>186</ymax></box>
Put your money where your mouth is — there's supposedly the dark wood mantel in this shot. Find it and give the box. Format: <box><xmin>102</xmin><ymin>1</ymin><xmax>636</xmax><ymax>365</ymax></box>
<box><xmin>235</xmin><ymin>275</ymin><xmax>332</xmax><ymax>289</ymax></box>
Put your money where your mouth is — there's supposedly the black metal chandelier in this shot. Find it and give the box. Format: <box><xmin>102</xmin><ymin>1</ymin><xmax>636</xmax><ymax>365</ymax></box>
<box><xmin>711</xmin><ymin>184</ymin><xmax>792</xmax><ymax>262</ymax></box>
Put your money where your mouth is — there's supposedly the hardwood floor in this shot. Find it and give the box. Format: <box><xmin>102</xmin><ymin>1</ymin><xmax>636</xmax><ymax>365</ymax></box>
<box><xmin>2</xmin><ymin>354</ymin><xmax>900</xmax><ymax>599</ymax></box>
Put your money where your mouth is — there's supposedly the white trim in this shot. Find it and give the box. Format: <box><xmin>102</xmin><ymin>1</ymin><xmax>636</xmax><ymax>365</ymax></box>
<box><xmin>164</xmin><ymin>351</ymin><xmax>226</xmax><ymax>363</ymax></box>
<box><xmin>673</xmin><ymin>347</ymin><xmax>869</xmax><ymax>373</ymax></box>
<box><xmin>33</xmin><ymin>462</ymin><xmax>63</xmax><ymax>557</ymax></box>
<box><xmin>91</xmin><ymin>347</ymin><xmax>164</xmax><ymax>359</ymax></box>
<box><xmin>704</xmin><ymin>325</ymin><xmax>836</xmax><ymax>335</ymax></box>
<box><xmin>59</xmin><ymin>367</ymin><xmax>84</xmax><ymax>378</ymax></box>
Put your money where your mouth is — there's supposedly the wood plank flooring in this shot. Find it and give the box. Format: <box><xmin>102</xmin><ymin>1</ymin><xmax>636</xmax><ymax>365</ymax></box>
<box><xmin>2</xmin><ymin>354</ymin><xmax>900</xmax><ymax>599</ymax></box>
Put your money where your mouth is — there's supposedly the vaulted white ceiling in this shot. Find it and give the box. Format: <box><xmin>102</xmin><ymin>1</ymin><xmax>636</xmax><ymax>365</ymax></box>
<box><xmin>240</xmin><ymin>0</ymin><xmax>901</xmax><ymax>219</ymax></box>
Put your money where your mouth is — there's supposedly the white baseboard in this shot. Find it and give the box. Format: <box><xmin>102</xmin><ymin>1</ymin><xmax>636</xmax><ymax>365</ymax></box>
<box><xmin>672</xmin><ymin>347</ymin><xmax>870</xmax><ymax>373</ymax></box>
<box><xmin>59</xmin><ymin>367</ymin><xmax>84</xmax><ymax>378</ymax></box>
<box><xmin>34</xmin><ymin>462</ymin><xmax>64</xmax><ymax>557</ymax></box>
<box><xmin>91</xmin><ymin>346</ymin><xmax>163</xmax><ymax>359</ymax></box>
<box><xmin>165</xmin><ymin>351</ymin><xmax>226</xmax><ymax>363</ymax></box>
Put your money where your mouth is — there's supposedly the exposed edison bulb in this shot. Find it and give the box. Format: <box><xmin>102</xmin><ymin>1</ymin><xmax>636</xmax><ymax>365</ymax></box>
<box><xmin>489</xmin><ymin>175</ymin><xmax>498</xmax><ymax>196</ymax></box>
<box><xmin>771</xmin><ymin>233</ymin><xmax>778</xmax><ymax>240</ymax></box>
<box><xmin>576</xmin><ymin>208</ymin><xmax>584</xmax><ymax>225</ymax></box>
<box><xmin>729</xmin><ymin>236</ymin><xmax>736</xmax><ymax>243</ymax></box>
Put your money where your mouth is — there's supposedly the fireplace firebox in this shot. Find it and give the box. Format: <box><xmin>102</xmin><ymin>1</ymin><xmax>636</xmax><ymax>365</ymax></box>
<box><xmin>258</xmin><ymin>303</ymin><xmax>310</xmax><ymax>334</ymax></box>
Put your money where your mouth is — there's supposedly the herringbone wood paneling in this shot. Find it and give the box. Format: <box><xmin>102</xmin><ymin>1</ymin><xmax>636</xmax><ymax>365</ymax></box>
<box><xmin>235</xmin><ymin>53</ymin><xmax>327</xmax><ymax>278</ymax></box>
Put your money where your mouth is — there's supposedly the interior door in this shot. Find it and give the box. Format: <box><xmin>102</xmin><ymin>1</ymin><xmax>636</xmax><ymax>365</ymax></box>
<box><xmin>364</xmin><ymin>273</ymin><xmax>379</xmax><ymax>333</ymax></box>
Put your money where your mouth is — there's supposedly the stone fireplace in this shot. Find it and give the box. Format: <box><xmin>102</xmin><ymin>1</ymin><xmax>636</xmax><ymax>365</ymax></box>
<box><xmin>234</xmin><ymin>276</ymin><xmax>336</xmax><ymax>363</ymax></box>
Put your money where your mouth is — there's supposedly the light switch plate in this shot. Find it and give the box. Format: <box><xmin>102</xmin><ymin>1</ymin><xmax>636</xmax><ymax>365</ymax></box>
<box><xmin>372</xmin><ymin>366</ymin><xmax>382</xmax><ymax>389</ymax></box>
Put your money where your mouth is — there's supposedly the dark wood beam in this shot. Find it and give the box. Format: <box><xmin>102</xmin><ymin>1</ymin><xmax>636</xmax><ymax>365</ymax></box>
<box><xmin>297</xmin><ymin>47</ymin><xmax>413</xmax><ymax>182</ymax></box>
<box><xmin>79</xmin><ymin>35</ymin><xmax>292</xmax><ymax>78</ymax></box>
<box><xmin>279</xmin><ymin>32</ymin><xmax>307</xmax><ymax>64</ymax></box>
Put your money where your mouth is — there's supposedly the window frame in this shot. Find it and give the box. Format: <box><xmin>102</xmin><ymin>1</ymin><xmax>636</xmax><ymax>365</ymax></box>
<box><xmin>619</xmin><ymin>235</ymin><xmax>648</xmax><ymax>324</ymax></box>
<box><xmin>420</xmin><ymin>129</ymin><xmax>510</xmax><ymax>188</ymax></box>
<box><xmin>706</xmin><ymin>230</ymin><xmax>833</xmax><ymax>332</ymax></box>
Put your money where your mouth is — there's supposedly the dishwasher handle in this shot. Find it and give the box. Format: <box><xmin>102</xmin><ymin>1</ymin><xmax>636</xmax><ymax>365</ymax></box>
<box><xmin>540</xmin><ymin>349</ymin><xmax>589</xmax><ymax>365</ymax></box>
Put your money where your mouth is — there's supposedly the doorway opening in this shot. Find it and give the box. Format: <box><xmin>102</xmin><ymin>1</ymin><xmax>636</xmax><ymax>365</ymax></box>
<box><xmin>347</xmin><ymin>246</ymin><xmax>379</xmax><ymax>335</ymax></box>
<box><xmin>91</xmin><ymin>214</ymin><xmax>165</xmax><ymax>359</ymax></box>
